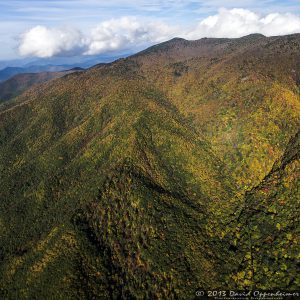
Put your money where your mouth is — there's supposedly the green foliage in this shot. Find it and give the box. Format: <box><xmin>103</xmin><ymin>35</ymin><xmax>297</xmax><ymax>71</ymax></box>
<box><xmin>231</xmin><ymin>131</ymin><xmax>300</xmax><ymax>290</ymax></box>
<box><xmin>0</xmin><ymin>34</ymin><xmax>300</xmax><ymax>298</ymax></box>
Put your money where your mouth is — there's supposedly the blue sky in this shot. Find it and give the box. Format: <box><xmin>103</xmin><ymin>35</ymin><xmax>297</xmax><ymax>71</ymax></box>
<box><xmin>1</xmin><ymin>0</ymin><xmax>300</xmax><ymax>60</ymax></box>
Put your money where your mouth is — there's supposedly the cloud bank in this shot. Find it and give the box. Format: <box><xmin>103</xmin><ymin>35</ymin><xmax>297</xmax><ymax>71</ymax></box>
<box><xmin>18</xmin><ymin>9</ymin><xmax>300</xmax><ymax>58</ymax></box>
<box><xmin>187</xmin><ymin>8</ymin><xmax>300</xmax><ymax>39</ymax></box>
<box><xmin>19</xmin><ymin>26</ymin><xmax>86</xmax><ymax>57</ymax></box>
<box><xmin>85</xmin><ymin>17</ymin><xmax>177</xmax><ymax>55</ymax></box>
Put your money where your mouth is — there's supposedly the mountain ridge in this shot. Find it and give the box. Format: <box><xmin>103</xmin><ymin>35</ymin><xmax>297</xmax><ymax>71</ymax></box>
<box><xmin>0</xmin><ymin>68</ymin><xmax>84</xmax><ymax>102</ymax></box>
<box><xmin>0</xmin><ymin>33</ymin><xmax>299</xmax><ymax>298</ymax></box>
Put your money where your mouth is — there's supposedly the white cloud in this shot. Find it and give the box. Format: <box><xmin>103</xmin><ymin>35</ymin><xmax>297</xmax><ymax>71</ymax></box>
<box><xmin>19</xmin><ymin>26</ymin><xmax>86</xmax><ymax>58</ymax></box>
<box><xmin>85</xmin><ymin>17</ymin><xmax>176</xmax><ymax>55</ymax></box>
<box><xmin>187</xmin><ymin>8</ymin><xmax>300</xmax><ymax>39</ymax></box>
<box><xmin>18</xmin><ymin>17</ymin><xmax>177</xmax><ymax>57</ymax></box>
<box><xmin>18</xmin><ymin>9</ymin><xmax>300</xmax><ymax>58</ymax></box>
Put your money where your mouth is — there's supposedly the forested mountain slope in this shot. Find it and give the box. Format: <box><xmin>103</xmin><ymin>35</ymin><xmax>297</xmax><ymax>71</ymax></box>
<box><xmin>0</xmin><ymin>68</ymin><xmax>84</xmax><ymax>103</ymax></box>
<box><xmin>234</xmin><ymin>130</ymin><xmax>299</xmax><ymax>289</ymax></box>
<box><xmin>0</xmin><ymin>34</ymin><xmax>299</xmax><ymax>299</ymax></box>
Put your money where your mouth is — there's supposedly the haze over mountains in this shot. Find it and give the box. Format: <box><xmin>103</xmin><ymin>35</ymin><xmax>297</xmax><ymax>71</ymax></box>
<box><xmin>0</xmin><ymin>54</ymin><xmax>127</xmax><ymax>102</ymax></box>
<box><xmin>0</xmin><ymin>33</ymin><xmax>299</xmax><ymax>299</ymax></box>
<box><xmin>0</xmin><ymin>68</ymin><xmax>84</xmax><ymax>103</ymax></box>
<box><xmin>0</xmin><ymin>66</ymin><xmax>74</xmax><ymax>83</ymax></box>
<box><xmin>0</xmin><ymin>53</ymin><xmax>128</xmax><ymax>83</ymax></box>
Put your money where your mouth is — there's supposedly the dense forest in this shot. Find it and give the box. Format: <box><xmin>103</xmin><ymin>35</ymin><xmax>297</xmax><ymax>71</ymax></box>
<box><xmin>0</xmin><ymin>33</ymin><xmax>299</xmax><ymax>299</ymax></box>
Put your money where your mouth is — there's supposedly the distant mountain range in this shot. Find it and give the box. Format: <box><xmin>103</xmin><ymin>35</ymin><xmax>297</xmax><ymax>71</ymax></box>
<box><xmin>0</xmin><ymin>53</ymin><xmax>130</xmax><ymax>80</ymax></box>
<box><xmin>0</xmin><ymin>33</ymin><xmax>299</xmax><ymax>298</ymax></box>
<box><xmin>0</xmin><ymin>65</ymin><xmax>73</xmax><ymax>83</ymax></box>
<box><xmin>0</xmin><ymin>68</ymin><xmax>84</xmax><ymax>102</ymax></box>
